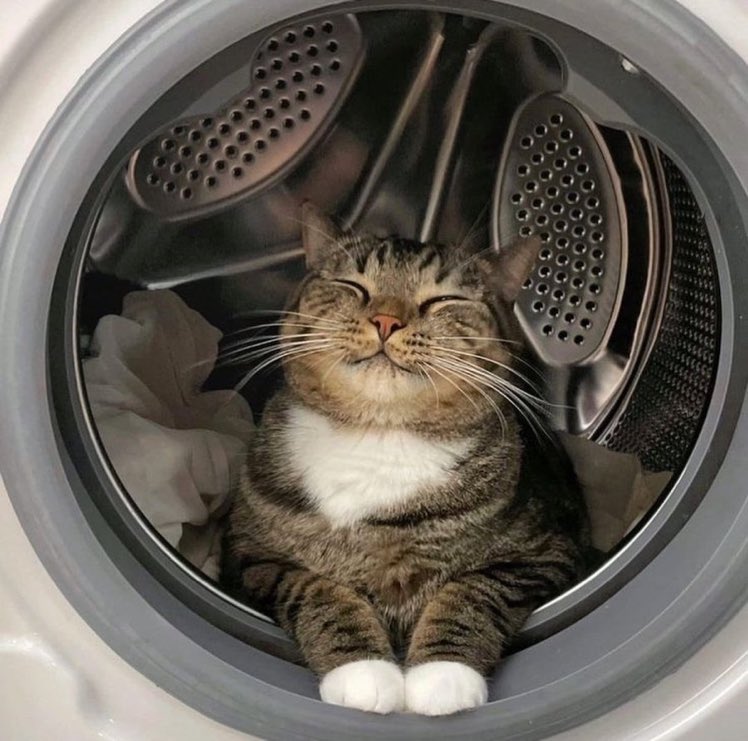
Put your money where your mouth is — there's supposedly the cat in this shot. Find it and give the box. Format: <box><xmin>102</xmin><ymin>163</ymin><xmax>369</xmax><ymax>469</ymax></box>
<box><xmin>221</xmin><ymin>202</ymin><xmax>589</xmax><ymax>716</ymax></box>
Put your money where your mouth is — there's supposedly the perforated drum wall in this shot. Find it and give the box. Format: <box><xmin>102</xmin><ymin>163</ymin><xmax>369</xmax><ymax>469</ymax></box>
<box><xmin>602</xmin><ymin>155</ymin><xmax>719</xmax><ymax>473</ymax></box>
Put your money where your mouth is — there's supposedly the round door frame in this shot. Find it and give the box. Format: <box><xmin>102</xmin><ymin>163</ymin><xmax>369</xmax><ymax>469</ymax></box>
<box><xmin>1</xmin><ymin>1</ymin><xmax>748</xmax><ymax>739</ymax></box>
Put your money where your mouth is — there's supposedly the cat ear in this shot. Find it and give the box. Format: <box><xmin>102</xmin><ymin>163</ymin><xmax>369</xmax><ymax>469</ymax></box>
<box><xmin>478</xmin><ymin>235</ymin><xmax>542</xmax><ymax>304</ymax></box>
<box><xmin>300</xmin><ymin>201</ymin><xmax>343</xmax><ymax>270</ymax></box>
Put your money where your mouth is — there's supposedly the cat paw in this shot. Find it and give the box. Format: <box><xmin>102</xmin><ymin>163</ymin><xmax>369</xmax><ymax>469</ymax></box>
<box><xmin>405</xmin><ymin>661</ymin><xmax>488</xmax><ymax>716</ymax></box>
<box><xmin>320</xmin><ymin>660</ymin><xmax>405</xmax><ymax>714</ymax></box>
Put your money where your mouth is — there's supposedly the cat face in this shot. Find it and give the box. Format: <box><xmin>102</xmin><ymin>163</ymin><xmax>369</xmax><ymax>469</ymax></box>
<box><xmin>281</xmin><ymin>203</ymin><xmax>540</xmax><ymax>431</ymax></box>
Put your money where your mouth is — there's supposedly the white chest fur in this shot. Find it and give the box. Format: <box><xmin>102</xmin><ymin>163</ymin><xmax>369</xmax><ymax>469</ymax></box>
<box><xmin>285</xmin><ymin>405</ymin><xmax>472</xmax><ymax>527</ymax></box>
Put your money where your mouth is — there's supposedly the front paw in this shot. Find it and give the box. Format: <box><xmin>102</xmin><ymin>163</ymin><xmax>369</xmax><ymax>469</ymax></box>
<box><xmin>405</xmin><ymin>661</ymin><xmax>488</xmax><ymax>715</ymax></box>
<box><xmin>320</xmin><ymin>659</ymin><xmax>405</xmax><ymax>714</ymax></box>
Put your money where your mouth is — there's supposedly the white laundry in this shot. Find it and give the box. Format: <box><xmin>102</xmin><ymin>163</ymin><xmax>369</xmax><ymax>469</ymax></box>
<box><xmin>82</xmin><ymin>289</ymin><xmax>254</xmax><ymax>580</ymax></box>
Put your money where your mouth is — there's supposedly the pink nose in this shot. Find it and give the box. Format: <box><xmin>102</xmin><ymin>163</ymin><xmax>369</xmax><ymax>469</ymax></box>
<box><xmin>371</xmin><ymin>314</ymin><xmax>405</xmax><ymax>341</ymax></box>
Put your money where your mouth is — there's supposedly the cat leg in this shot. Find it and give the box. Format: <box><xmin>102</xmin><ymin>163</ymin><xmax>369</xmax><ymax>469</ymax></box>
<box><xmin>240</xmin><ymin>560</ymin><xmax>404</xmax><ymax>713</ymax></box>
<box><xmin>404</xmin><ymin>568</ymin><xmax>549</xmax><ymax>716</ymax></box>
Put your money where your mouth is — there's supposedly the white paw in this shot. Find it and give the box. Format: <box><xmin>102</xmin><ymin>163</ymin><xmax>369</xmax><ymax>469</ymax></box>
<box><xmin>405</xmin><ymin>661</ymin><xmax>488</xmax><ymax>716</ymax></box>
<box><xmin>319</xmin><ymin>660</ymin><xmax>405</xmax><ymax>714</ymax></box>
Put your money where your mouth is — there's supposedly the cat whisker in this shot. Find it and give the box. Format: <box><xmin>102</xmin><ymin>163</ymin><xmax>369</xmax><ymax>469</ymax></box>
<box><xmin>219</xmin><ymin>337</ymin><xmax>317</xmax><ymax>364</ymax></box>
<box><xmin>431</xmin><ymin>356</ymin><xmax>548</xmax><ymax>441</ymax></box>
<box><xmin>431</xmin><ymin>345</ymin><xmax>543</xmax><ymax>395</ymax></box>
<box><xmin>451</xmin><ymin>243</ymin><xmax>499</xmax><ymax>274</ymax></box>
<box><xmin>218</xmin><ymin>337</ymin><xmax>335</xmax><ymax>369</ymax></box>
<box><xmin>233</xmin><ymin>341</ymin><xmax>338</xmax><ymax>392</ymax></box>
<box><xmin>432</xmin><ymin>335</ymin><xmax>523</xmax><ymax>346</ymax></box>
<box><xmin>431</xmin><ymin>335</ymin><xmax>544</xmax><ymax>382</ymax></box>
<box><xmin>230</xmin><ymin>309</ymin><xmax>345</xmax><ymax>328</ymax></box>
<box><xmin>315</xmin><ymin>348</ymin><xmax>348</xmax><ymax>384</ymax></box>
<box><xmin>429</xmin><ymin>358</ymin><xmax>508</xmax><ymax>436</ymax></box>
<box><xmin>283</xmin><ymin>311</ymin><xmax>345</xmax><ymax>328</ymax></box>
<box><xmin>433</xmin><ymin>355</ymin><xmax>546</xmax><ymax>412</ymax></box>
<box><xmin>222</xmin><ymin>321</ymin><xmax>336</xmax><ymax>341</ymax></box>
<box><xmin>456</xmin><ymin>360</ymin><xmax>565</xmax><ymax>414</ymax></box>
<box><xmin>183</xmin><ymin>355</ymin><xmax>228</xmax><ymax>372</ymax></box>
<box><xmin>432</xmin><ymin>352</ymin><xmax>533</xmax><ymax>400</ymax></box>
<box><xmin>416</xmin><ymin>362</ymin><xmax>441</xmax><ymax>410</ymax></box>
<box><xmin>220</xmin><ymin>332</ymin><xmax>332</xmax><ymax>358</ymax></box>
<box><xmin>432</xmin><ymin>361</ymin><xmax>516</xmax><ymax>439</ymax></box>
<box><xmin>188</xmin><ymin>335</ymin><xmax>328</xmax><ymax>372</ymax></box>
<box><xmin>220</xmin><ymin>343</ymin><xmax>333</xmax><ymax>372</ymax></box>
<box><xmin>456</xmin><ymin>198</ymin><xmax>490</xmax><ymax>255</ymax></box>
<box><xmin>223</xmin><ymin>329</ymin><xmax>329</xmax><ymax>345</ymax></box>
<box><xmin>287</xmin><ymin>212</ymin><xmax>357</xmax><ymax>264</ymax></box>
<box><xmin>311</xmin><ymin>305</ymin><xmax>350</xmax><ymax>324</ymax></box>
<box><xmin>425</xmin><ymin>362</ymin><xmax>481</xmax><ymax>416</ymax></box>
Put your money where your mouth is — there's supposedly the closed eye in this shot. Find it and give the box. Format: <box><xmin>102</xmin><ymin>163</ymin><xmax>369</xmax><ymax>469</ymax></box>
<box><xmin>331</xmin><ymin>279</ymin><xmax>370</xmax><ymax>303</ymax></box>
<box><xmin>419</xmin><ymin>295</ymin><xmax>470</xmax><ymax>314</ymax></box>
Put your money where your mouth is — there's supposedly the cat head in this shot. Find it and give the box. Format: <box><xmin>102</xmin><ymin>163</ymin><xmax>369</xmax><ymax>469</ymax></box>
<box><xmin>280</xmin><ymin>202</ymin><xmax>540</xmax><ymax>432</ymax></box>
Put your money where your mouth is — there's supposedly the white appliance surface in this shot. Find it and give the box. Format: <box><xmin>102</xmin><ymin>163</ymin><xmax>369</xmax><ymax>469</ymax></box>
<box><xmin>0</xmin><ymin>0</ymin><xmax>746</xmax><ymax>738</ymax></box>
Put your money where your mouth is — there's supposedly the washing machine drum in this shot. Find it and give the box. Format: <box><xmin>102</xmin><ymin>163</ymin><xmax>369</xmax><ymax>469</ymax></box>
<box><xmin>2</xmin><ymin>2</ymin><xmax>748</xmax><ymax>739</ymax></box>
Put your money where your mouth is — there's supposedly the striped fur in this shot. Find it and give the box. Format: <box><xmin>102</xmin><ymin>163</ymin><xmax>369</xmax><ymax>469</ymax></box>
<box><xmin>222</xmin><ymin>207</ymin><xmax>589</xmax><ymax>712</ymax></box>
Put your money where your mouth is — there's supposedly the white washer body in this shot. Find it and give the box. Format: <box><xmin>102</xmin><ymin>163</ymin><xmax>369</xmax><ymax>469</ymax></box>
<box><xmin>1</xmin><ymin>1</ymin><xmax>746</xmax><ymax>738</ymax></box>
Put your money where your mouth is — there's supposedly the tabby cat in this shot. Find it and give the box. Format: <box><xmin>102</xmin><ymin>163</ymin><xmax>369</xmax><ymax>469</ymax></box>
<box><xmin>222</xmin><ymin>203</ymin><xmax>589</xmax><ymax>716</ymax></box>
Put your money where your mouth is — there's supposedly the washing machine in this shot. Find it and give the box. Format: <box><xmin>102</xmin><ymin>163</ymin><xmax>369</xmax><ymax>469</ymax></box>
<box><xmin>2</xmin><ymin>0</ymin><xmax>748</xmax><ymax>739</ymax></box>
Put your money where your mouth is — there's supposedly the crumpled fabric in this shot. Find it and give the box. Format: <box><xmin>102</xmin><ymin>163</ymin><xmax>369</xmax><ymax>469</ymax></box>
<box><xmin>82</xmin><ymin>289</ymin><xmax>254</xmax><ymax>580</ymax></box>
<box><xmin>560</xmin><ymin>433</ymin><xmax>671</xmax><ymax>552</ymax></box>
